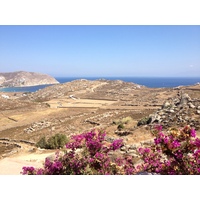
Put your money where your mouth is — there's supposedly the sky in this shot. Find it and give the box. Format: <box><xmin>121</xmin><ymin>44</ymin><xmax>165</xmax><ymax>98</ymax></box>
<box><xmin>0</xmin><ymin>25</ymin><xmax>200</xmax><ymax>78</ymax></box>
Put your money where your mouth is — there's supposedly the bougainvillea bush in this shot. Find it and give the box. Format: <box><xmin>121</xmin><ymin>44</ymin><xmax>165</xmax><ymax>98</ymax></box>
<box><xmin>22</xmin><ymin>130</ymin><xmax>137</xmax><ymax>175</ymax></box>
<box><xmin>21</xmin><ymin>125</ymin><xmax>200</xmax><ymax>175</ymax></box>
<box><xmin>137</xmin><ymin>125</ymin><xmax>200</xmax><ymax>175</ymax></box>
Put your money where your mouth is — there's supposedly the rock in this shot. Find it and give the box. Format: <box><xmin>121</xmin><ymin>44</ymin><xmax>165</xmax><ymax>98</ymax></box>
<box><xmin>166</xmin><ymin>109</ymin><xmax>175</xmax><ymax>113</ymax></box>
<box><xmin>197</xmin><ymin>110</ymin><xmax>200</xmax><ymax>115</ymax></box>
<box><xmin>162</xmin><ymin>101</ymin><xmax>171</xmax><ymax>109</ymax></box>
<box><xmin>142</xmin><ymin>139</ymin><xmax>154</xmax><ymax>146</ymax></box>
<box><xmin>128</xmin><ymin>152</ymin><xmax>139</xmax><ymax>157</ymax></box>
<box><xmin>158</xmin><ymin>111</ymin><xmax>165</xmax><ymax>116</ymax></box>
<box><xmin>129</xmin><ymin>144</ymin><xmax>140</xmax><ymax>150</ymax></box>
<box><xmin>1</xmin><ymin>94</ymin><xmax>9</xmax><ymax>99</ymax></box>
<box><xmin>115</xmin><ymin>130</ymin><xmax>132</xmax><ymax>136</ymax></box>
<box><xmin>105</xmin><ymin>136</ymin><xmax>115</xmax><ymax>143</ymax></box>
<box><xmin>188</xmin><ymin>102</ymin><xmax>195</xmax><ymax>109</ymax></box>
<box><xmin>179</xmin><ymin>93</ymin><xmax>191</xmax><ymax>105</ymax></box>
<box><xmin>0</xmin><ymin>76</ymin><xmax>6</xmax><ymax>84</ymax></box>
<box><xmin>120</xmin><ymin>146</ymin><xmax>127</xmax><ymax>152</ymax></box>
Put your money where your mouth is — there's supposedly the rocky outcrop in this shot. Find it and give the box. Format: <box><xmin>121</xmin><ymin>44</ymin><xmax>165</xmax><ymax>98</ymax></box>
<box><xmin>0</xmin><ymin>76</ymin><xmax>6</xmax><ymax>85</ymax></box>
<box><xmin>0</xmin><ymin>71</ymin><xmax>59</xmax><ymax>87</ymax></box>
<box><xmin>139</xmin><ymin>92</ymin><xmax>200</xmax><ymax>130</ymax></box>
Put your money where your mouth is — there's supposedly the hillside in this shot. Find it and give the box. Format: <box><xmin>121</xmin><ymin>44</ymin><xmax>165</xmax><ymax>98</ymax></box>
<box><xmin>0</xmin><ymin>79</ymin><xmax>199</xmax><ymax>174</ymax></box>
<box><xmin>0</xmin><ymin>71</ymin><xmax>59</xmax><ymax>87</ymax></box>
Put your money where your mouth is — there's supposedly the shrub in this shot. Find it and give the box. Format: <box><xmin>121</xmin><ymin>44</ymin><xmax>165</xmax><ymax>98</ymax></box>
<box><xmin>117</xmin><ymin>123</ymin><xmax>125</xmax><ymax>130</ymax></box>
<box><xmin>36</xmin><ymin>134</ymin><xmax>69</xmax><ymax>149</ymax></box>
<box><xmin>113</xmin><ymin>116</ymin><xmax>132</xmax><ymax>125</ymax></box>
<box><xmin>36</xmin><ymin>136</ymin><xmax>48</xmax><ymax>149</ymax></box>
<box><xmin>46</xmin><ymin>134</ymin><xmax>69</xmax><ymax>149</ymax></box>
<box><xmin>121</xmin><ymin>116</ymin><xmax>132</xmax><ymax>124</ymax></box>
<box><xmin>137</xmin><ymin>117</ymin><xmax>152</xmax><ymax>126</ymax></box>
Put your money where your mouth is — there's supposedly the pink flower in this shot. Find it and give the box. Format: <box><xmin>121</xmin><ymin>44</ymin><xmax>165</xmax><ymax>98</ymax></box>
<box><xmin>164</xmin><ymin>137</ymin><xmax>169</xmax><ymax>144</ymax></box>
<box><xmin>194</xmin><ymin>138</ymin><xmax>200</xmax><ymax>147</ymax></box>
<box><xmin>190</xmin><ymin>128</ymin><xmax>196</xmax><ymax>138</ymax></box>
<box><xmin>110</xmin><ymin>139</ymin><xmax>123</xmax><ymax>150</ymax></box>
<box><xmin>158</xmin><ymin>132</ymin><xmax>165</xmax><ymax>137</ymax></box>
<box><xmin>144</xmin><ymin>148</ymin><xmax>150</xmax><ymax>153</ymax></box>
<box><xmin>155</xmin><ymin>125</ymin><xmax>163</xmax><ymax>131</ymax></box>
<box><xmin>154</xmin><ymin>138</ymin><xmax>162</xmax><ymax>145</ymax></box>
<box><xmin>172</xmin><ymin>140</ymin><xmax>180</xmax><ymax>148</ymax></box>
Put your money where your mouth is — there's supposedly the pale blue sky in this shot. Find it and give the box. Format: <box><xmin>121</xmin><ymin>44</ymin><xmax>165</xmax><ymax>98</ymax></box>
<box><xmin>0</xmin><ymin>25</ymin><xmax>200</xmax><ymax>77</ymax></box>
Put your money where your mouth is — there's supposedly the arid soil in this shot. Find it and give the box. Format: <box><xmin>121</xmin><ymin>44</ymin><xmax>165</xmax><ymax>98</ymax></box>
<box><xmin>0</xmin><ymin>79</ymin><xmax>199</xmax><ymax>174</ymax></box>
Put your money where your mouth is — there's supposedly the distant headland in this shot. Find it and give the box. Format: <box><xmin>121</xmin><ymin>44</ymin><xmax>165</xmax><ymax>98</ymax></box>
<box><xmin>0</xmin><ymin>71</ymin><xmax>59</xmax><ymax>88</ymax></box>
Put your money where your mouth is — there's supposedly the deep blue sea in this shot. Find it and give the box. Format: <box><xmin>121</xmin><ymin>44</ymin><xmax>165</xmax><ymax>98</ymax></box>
<box><xmin>0</xmin><ymin>77</ymin><xmax>200</xmax><ymax>93</ymax></box>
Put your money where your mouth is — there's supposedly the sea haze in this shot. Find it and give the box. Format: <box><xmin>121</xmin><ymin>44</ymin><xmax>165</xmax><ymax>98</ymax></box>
<box><xmin>0</xmin><ymin>77</ymin><xmax>200</xmax><ymax>93</ymax></box>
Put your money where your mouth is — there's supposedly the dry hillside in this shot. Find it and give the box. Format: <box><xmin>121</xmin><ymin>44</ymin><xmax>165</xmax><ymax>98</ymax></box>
<box><xmin>0</xmin><ymin>79</ymin><xmax>199</xmax><ymax>174</ymax></box>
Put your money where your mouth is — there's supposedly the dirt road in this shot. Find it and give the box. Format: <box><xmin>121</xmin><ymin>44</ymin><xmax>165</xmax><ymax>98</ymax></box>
<box><xmin>0</xmin><ymin>150</ymin><xmax>55</xmax><ymax>175</ymax></box>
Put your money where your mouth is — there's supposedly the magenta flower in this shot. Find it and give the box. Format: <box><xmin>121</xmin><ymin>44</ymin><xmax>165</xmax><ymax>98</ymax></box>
<box><xmin>36</xmin><ymin>168</ymin><xmax>44</xmax><ymax>175</ymax></box>
<box><xmin>21</xmin><ymin>126</ymin><xmax>200</xmax><ymax>175</ymax></box>
<box><xmin>194</xmin><ymin>138</ymin><xmax>200</xmax><ymax>147</ymax></box>
<box><xmin>164</xmin><ymin>137</ymin><xmax>169</xmax><ymax>144</ymax></box>
<box><xmin>95</xmin><ymin>152</ymin><xmax>104</xmax><ymax>160</ymax></box>
<box><xmin>144</xmin><ymin>148</ymin><xmax>150</xmax><ymax>153</ymax></box>
<box><xmin>110</xmin><ymin>139</ymin><xmax>123</xmax><ymax>150</ymax></box>
<box><xmin>172</xmin><ymin>140</ymin><xmax>180</xmax><ymax>148</ymax></box>
<box><xmin>190</xmin><ymin>128</ymin><xmax>196</xmax><ymax>137</ymax></box>
<box><xmin>154</xmin><ymin>138</ymin><xmax>162</xmax><ymax>145</ymax></box>
<box><xmin>158</xmin><ymin>132</ymin><xmax>165</xmax><ymax>137</ymax></box>
<box><xmin>21</xmin><ymin>166</ymin><xmax>35</xmax><ymax>175</ymax></box>
<box><xmin>155</xmin><ymin>125</ymin><xmax>163</xmax><ymax>131</ymax></box>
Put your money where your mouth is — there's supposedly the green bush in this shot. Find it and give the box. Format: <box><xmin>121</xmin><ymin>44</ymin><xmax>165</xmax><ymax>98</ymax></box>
<box><xmin>36</xmin><ymin>134</ymin><xmax>69</xmax><ymax>149</ymax></box>
<box><xmin>121</xmin><ymin>116</ymin><xmax>132</xmax><ymax>124</ymax></box>
<box><xmin>47</xmin><ymin>134</ymin><xmax>69</xmax><ymax>149</ymax></box>
<box><xmin>113</xmin><ymin>116</ymin><xmax>133</xmax><ymax>125</ymax></box>
<box><xmin>36</xmin><ymin>136</ymin><xmax>48</xmax><ymax>149</ymax></box>
<box><xmin>137</xmin><ymin>117</ymin><xmax>152</xmax><ymax>126</ymax></box>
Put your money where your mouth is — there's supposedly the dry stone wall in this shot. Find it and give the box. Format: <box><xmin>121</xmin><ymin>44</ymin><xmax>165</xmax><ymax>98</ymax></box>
<box><xmin>139</xmin><ymin>92</ymin><xmax>200</xmax><ymax>130</ymax></box>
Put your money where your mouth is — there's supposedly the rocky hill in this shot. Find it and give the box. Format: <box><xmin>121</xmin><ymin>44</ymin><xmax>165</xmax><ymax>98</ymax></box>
<box><xmin>0</xmin><ymin>71</ymin><xmax>59</xmax><ymax>87</ymax></box>
<box><xmin>21</xmin><ymin>79</ymin><xmax>147</xmax><ymax>102</ymax></box>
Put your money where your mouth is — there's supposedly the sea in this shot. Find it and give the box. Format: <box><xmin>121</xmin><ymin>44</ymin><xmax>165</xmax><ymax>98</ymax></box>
<box><xmin>0</xmin><ymin>77</ymin><xmax>200</xmax><ymax>93</ymax></box>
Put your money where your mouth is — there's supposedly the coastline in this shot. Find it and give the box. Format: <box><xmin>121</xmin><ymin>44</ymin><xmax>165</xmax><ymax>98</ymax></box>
<box><xmin>0</xmin><ymin>77</ymin><xmax>200</xmax><ymax>93</ymax></box>
<box><xmin>0</xmin><ymin>83</ymin><xmax>58</xmax><ymax>93</ymax></box>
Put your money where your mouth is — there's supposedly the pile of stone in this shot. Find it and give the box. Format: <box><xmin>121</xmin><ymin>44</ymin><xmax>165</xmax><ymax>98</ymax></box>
<box><xmin>84</xmin><ymin>111</ymin><xmax>118</xmax><ymax>125</ymax></box>
<box><xmin>24</xmin><ymin>120</ymin><xmax>51</xmax><ymax>133</ymax></box>
<box><xmin>114</xmin><ymin>130</ymin><xmax>132</xmax><ymax>136</ymax></box>
<box><xmin>144</xmin><ymin>92</ymin><xmax>200</xmax><ymax>130</ymax></box>
<box><xmin>119</xmin><ymin>139</ymin><xmax>154</xmax><ymax>156</ymax></box>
